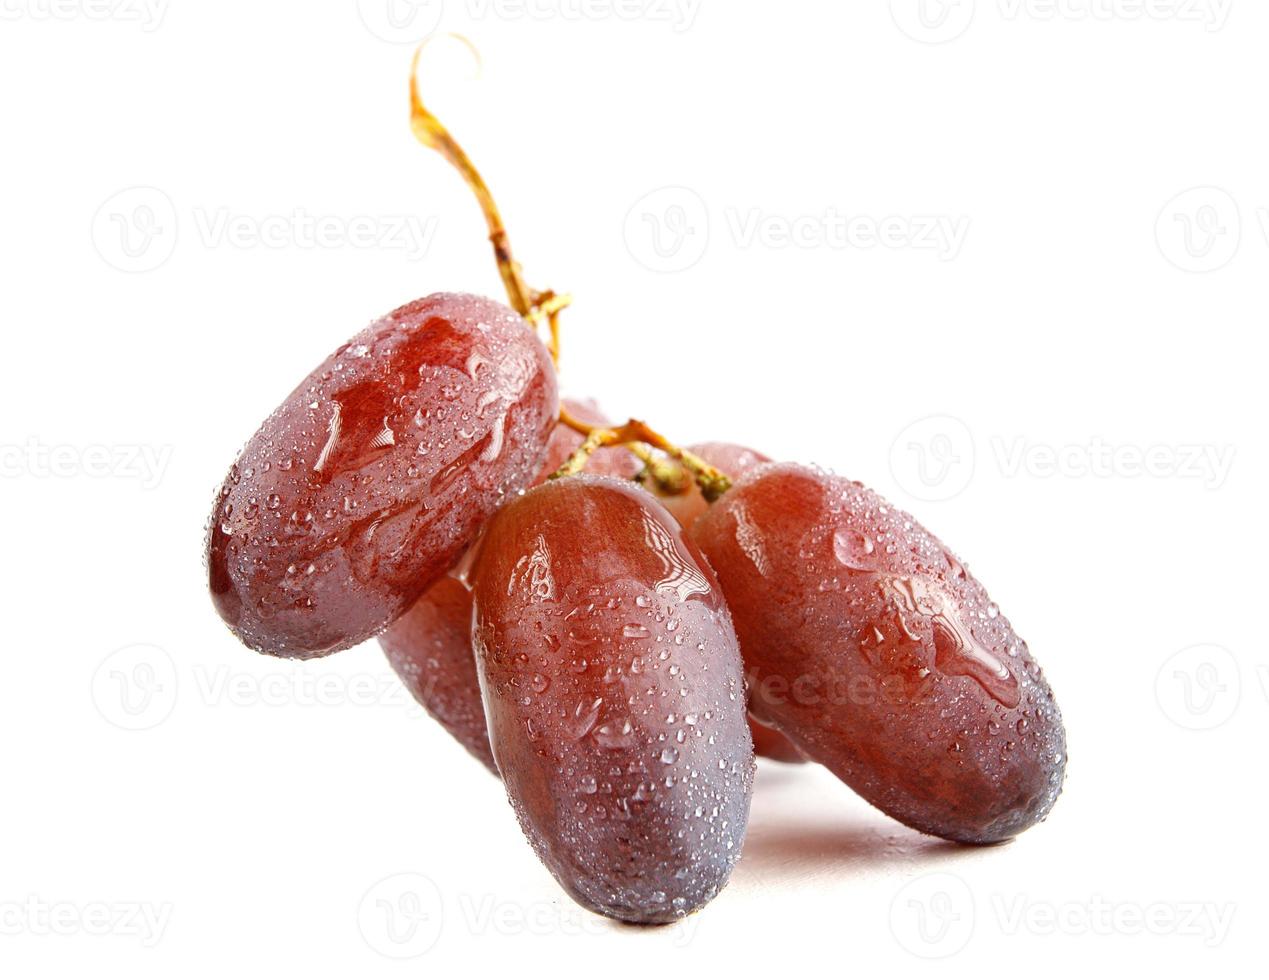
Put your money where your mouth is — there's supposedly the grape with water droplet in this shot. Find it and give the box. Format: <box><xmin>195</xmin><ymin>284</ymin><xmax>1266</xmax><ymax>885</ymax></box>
<box><xmin>207</xmin><ymin>292</ymin><xmax>557</xmax><ymax>658</ymax></box>
<box><xmin>694</xmin><ymin>463</ymin><xmax>1066</xmax><ymax>843</ymax></box>
<box><xmin>471</xmin><ymin>475</ymin><xmax>754</xmax><ymax>923</ymax></box>
<box><xmin>380</xmin><ymin>398</ymin><xmax>638</xmax><ymax>772</ymax></box>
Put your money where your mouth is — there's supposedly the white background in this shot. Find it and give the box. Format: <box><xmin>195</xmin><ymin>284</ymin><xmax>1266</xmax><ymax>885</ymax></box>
<box><xmin>1</xmin><ymin>0</ymin><xmax>1263</xmax><ymax>975</ymax></box>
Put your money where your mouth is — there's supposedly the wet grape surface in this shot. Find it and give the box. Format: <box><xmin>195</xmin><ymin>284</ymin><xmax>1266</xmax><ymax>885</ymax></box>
<box><xmin>694</xmin><ymin>463</ymin><xmax>1066</xmax><ymax>843</ymax></box>
<box><xmin>379</xmin><ymin>398</ymin><xmax>638</xmax><ymax>770</ymax></box>
<box><xmin>472</xmin><ymin>475</ymin><xmax>754</xmax><ymax>922</ymax></box>
<box><xmin>207</xmin><ymin>293</ymin><xmax>557</xmax><ymax>658</ymax></box>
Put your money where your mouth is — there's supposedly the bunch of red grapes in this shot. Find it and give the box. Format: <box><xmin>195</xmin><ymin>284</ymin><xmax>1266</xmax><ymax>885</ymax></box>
<box><xmin>204</xmin><ymin>58</ymin><xmax>1066</xmax><ymax>927</ymax></box>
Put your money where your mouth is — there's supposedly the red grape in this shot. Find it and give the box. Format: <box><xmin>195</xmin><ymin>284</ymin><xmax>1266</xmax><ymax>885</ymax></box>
<box><xmin>694</xmin><ymin>463</ymin><xmax>1065</xmax><ymax>843</ymax></box>
<box><xmin>471</xmin><ymin>475</ymin><xmax>754</xmax><ymax>922</ymax></box>
<box><xmin>207</xmin><ymin>293</ymin><xmax>557</xmax><ymax>658</ymax></box>
<box><xmin>379</xmin><ymin>398</ymin><xmax>637</xmax><ymax>771</ymax></box>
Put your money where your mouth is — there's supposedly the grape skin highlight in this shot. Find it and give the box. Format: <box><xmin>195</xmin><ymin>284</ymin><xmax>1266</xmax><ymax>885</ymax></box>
<box><xmin>379</xmin><ymin>398</ymin><xmax>637</xmax><ymax>771</ymax></box>
<box><xmin>207</xmin><ymin>293</ymin><xmax>558</xmax><ymax>659</ymax></box>
<box><xmin>694</xmin><ymin>463</ymin><xmax>1066</xmax><ymax>843</ymax></box>
<box><xmin>472</xmin><ymin>475</ymin><xmax>754</xmax><ymax>923</ymax></box>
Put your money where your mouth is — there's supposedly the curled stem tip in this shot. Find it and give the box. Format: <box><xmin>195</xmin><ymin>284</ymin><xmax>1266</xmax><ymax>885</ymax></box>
<box><xmin>409</xmin><ymin>41</ymin><xmax>565</xmax><ymax>365</ymax></box>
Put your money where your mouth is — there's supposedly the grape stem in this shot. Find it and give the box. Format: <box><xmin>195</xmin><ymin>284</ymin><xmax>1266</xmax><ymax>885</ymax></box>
<box><xmin>553</xmin><ymin>408</ymin><xmax>732</xmax><ymax>502</ymax></box>
<box><xmin>408</xmin><ymin>44</ymin><xmax>730</xmax><ymax>502</ymax></box>
<box><xmin>408</xmin><ymin>41</ymin><xmax>566</xmax><ymax>365</ymax></box>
